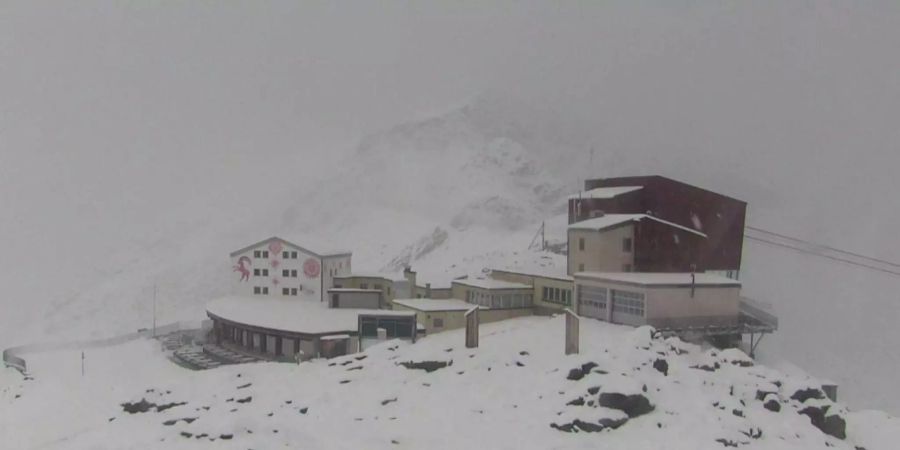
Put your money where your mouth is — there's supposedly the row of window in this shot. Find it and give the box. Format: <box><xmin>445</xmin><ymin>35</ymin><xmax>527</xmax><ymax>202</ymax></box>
<box><xmin>611</xmin><ymin>289</ymin><xmax>645</xmax><ymax>316</ymax></box>
<box><xmin>575</xmin><ymin>263</ymin><xmax>632</xmax><ymax>272</ymax></box>
<box><xmin>576</xmin><ymin>237</ymin><xmax>633</xmax><ymax>253</ymax></box>
<box><xmin>282</xmin><ymin>251</ymin><xmax>300</xmax><ymax>259</ymax></box>
<box><xmin>253</xmin><ymin>286</ymin><xmax>270</xmax><ymax>295</ymax></box>
<box><xmin>465</xmin><ymin>290</ymin><xmax>533</xmax><ymax>309</ymax></box>
<box><xmin>282</xmin><ymin>269</ymin><xmax>299</xmax><ymax>277</ymax></box>
<box><xmin>254</xmin><ymin>268</ymin><xmax>270</xmax><ymax>277</ymax></box>
<box><xmin>542</xmin><ymin>286</ymin><xmax>572</xmax><ymax>306</ymax></box>
<box><xmin>282</xmin><ymin>287</ymin><xmax>299</xmax><ymax>296</ymax></box>
<box><xmin>253</xmin><ymin>250</ymin><xmax>270</xmax><ymax>258</ymax></box>
<box><xmin>578</xmin><ymin>285</ymin><xmax>608</xmax><ymax>311</ymax></box>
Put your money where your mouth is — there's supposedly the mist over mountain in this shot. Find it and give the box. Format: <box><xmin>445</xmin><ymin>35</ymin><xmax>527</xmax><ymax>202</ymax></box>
<box><xmin>2</xmin><ymin>0</ymin><xmax>899</xmax><ymax>417</ymax></box>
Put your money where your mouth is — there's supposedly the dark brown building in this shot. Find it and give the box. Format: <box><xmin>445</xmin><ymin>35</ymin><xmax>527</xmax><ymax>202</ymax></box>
<box><xmin>568</xmin><ymin>176</ymin><xmax>747</xmax><ymax>275</ymax></box>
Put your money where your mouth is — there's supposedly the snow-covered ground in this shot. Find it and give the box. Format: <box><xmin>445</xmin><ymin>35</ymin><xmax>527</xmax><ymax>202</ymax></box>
<box><xmin>3</xmin><ymin>316</ymin><xmax>898</xmax><ymax>449</ymax></box>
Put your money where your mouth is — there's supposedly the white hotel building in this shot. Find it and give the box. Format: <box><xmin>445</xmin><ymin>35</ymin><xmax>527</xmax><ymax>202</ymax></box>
<box><xmin>229</xmin><ymin>236</ymin><xmax>351</xmax><ymax>302</ymax></box>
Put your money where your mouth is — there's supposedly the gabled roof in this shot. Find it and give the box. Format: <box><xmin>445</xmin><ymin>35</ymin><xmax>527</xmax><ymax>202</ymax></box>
<box><xmin>229</xmin><ymin>236</ymin><xmax>352</xmax><ymax>258</ymax></box>
<box><xmin>568</xmin><ymin>214</ymin><xmax>707</xmax><ymax>238</ymax></box>
<box><xmin>568</xmin><ymin>186</ymin><xmax>643</xmax><ymax>200</ymax></box>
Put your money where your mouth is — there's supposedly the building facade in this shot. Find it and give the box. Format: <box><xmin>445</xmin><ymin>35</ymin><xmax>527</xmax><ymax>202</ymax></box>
<box><xmin>574</xmin><ymin>272</ymin><xmax>741</xmax><ymax>328</ymax></box>
<box><xmin>488</xmin><ymin>269</ymin><xmax>575</xmax><ymax>313</ymax></box>
<box><xmin>229</xmin><ymin>236</ymin><xmax>351</xmax><ymax>302</ymax></box>
<box><xmin>568</xmin><ymin>176</ymin><xmax>746</xmax><ymax>276</ymax></box>
<box><xmin>567</xmin><ymin>214</ymin><xmax>708</xmax><ymax>275</ymax></box>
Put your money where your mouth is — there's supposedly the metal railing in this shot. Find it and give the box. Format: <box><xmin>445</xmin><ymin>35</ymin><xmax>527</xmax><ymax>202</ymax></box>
<box><xmin>2</xmin><ymin>320</ymin><xmax>210</xmax><ymax>375</ymax></box>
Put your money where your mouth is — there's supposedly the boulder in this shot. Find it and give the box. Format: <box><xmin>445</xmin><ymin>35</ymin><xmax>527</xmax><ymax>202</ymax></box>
<box><xmin>653</xmin><ymin>359</ymin><xmax>669</xmax><ymax>376</ymax></box>
<box><xmin>791</xmin><ymin>388</ymin><xmax>825</xmax><ymax>403</ymax></box>
<box><xmin>598</xmin><ymin>393</ymin><xmax>655</xmax><ymax>418</ymax></box>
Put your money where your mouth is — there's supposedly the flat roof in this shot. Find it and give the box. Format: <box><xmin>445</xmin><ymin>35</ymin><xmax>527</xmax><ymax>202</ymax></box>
<box><xmin>451</xmin><ymin>278</ymin><xmax>533</xmax><ymax>290</ymax></box>
<box><xmin>206</xmin><ymin>296</ymin><xmax>412</xmax><ymax>335</ymax></box>
<box><xmin>574</xmin><ymin>272</ymin><xmax>741</xmax><ymax>287</ymax></box>
<box><xmin>568</xmin><ymin>186</ymin><xmax>643</xmax><ymax>200</ymax></box>
<box><xmin>568</xmin><ymin>214</ymin><xmax>707</xmax><ymax>238</ymax></box>
<box><xmin>489</xmin><ymin>267</ymin><xmax>574</xmax><ymax>282</ymax></box>
<box><xmin>327</xmin><ymin>288</ymin><xmax>382</xmax><ymax>293</ymax></box>
<box><xmin>334</xmin><ymin>272</ymin><xmax>400</xmax><ymax>281</ymax></box>
<box><xmin>393</xmin><ymin>298</ymin><xmax>474</xmax><ymax>312</ymax></box>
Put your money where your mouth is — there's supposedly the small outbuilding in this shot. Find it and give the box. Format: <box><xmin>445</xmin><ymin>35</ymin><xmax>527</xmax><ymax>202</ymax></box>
<box><xmin>573</xmin><ymin>272</ymin><xmax>741</xmax><ymax>328</ymax></box>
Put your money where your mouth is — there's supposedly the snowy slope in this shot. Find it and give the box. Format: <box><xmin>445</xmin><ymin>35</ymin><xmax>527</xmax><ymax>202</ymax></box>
<box><xmin>3</xmin><ymin>316</ymin><xmax>898</xmax><ymax>449</ymax></box>
<box><xmin>6</xmin><ymin>95</ymin><xmax>899</xmax><ymax>416</ymax></box>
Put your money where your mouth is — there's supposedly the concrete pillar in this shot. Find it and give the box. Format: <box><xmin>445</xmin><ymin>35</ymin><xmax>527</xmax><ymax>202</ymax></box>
<box><xmin>565</xmin><ymin>309</ymin><xmax>580</xmax><ymax>355</ymax></box>
<box><xmin>404</xmin><ymin>267</ymin><xmax>417</xmax><ymax>298</ymax></box>
<box><xmin>465</xmin><ymin>307</ymin><xmax>479</xmax><ymax>348</ymax></box>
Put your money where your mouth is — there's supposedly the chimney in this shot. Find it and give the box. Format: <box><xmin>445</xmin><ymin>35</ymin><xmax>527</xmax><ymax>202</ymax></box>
<box><xmin>425</xmin><ymin>283</ymin><xmax>432</xmax><ymax>298</ymax></box>
<box><xmin>403</xmin><ymin>266</ymin><xmax>417</xmax><ymax>298</ymax></box>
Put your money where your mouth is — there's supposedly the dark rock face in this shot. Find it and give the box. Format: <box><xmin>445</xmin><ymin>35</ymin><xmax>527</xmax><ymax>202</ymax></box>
<box><xmin>799</xmin><ymin>405</ymin><xmax>846</xmax><ymax>440</ymax></box>
<box><xmin>653</xmin><ymin>359</ymin><xmax>669</xmax><ymax>376</ymax></box>
<box><xmin>791</xmin><ymin>388</ymin><xmax>825</xmax><ymax>403</ymax></box>
<box><xmin>398</xmin><ymin>361</ymin><xmax>451</xmax><ymax>373</ymax></box>
<box><xmin>598</xmin><ymin>393</ymin><xmax>655</xmax><ymax>418</ymax></box>
<box><xmin>551</xmin><ymin>417</ymin><xmax>628</xmax><ymax>433</ymax></box>
<box><xmin>121</xmin><ymin>399</ymin><xmax>155</xmax><ymax>414</ymax></box>
<box><xmin>763</xmin><ymin>399</ymin><xmax>781</xmax><ymax>412</ymax></box>
<box><xmin>567</xmin><ymin>397</ymin><xmax>585</xmax><ymax>406</ymax></box>
<box><xmin>581</xmin><ymin>362</ymin><xmax>599</xmax><ymax>373</ymax></box>
<box><xmin>567</xmin><ymin>368</ymin><xmax>585</xmax><ymax>381</ymax></box>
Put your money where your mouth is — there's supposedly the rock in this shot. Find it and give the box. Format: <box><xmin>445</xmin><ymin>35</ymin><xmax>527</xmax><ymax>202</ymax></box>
<box><xmin>587</xmin><ymin>386</ymin><xmax>601</xmax><ymax>395</ymax></box>
<box><xmin>715</xmin><ymin>438</ymin><xmax>740</xmax><ymax>447</ymax></box>
<box><xmin>791</xmin><ymin>388</ymin><xmax>825</xmax><ymax>403</ymax></box>
<box><xmin>764</xmin><ymin>399</ymin><xmax>781</xmax><ymax>412</ymax></box>
<box><xmin>567</xmin><ymin>368</ymin><xmax>585</xmax><ymax>381</ymax></box>
<box><xmin>566</xmin><ymin>397</ymin><xmax>585</xmax><ymax>406</ymax></box>
<box><xmin>236</xmin><ymin>396</ymin><xmax>252</xmax><ymax>404</ymax></box>
<box><xmin>381</xmin><ymin>398</ymin><xmax>398</xmax><ymax>406</ymax></box>
<box><xmin>398</xmin><ymin>361</ymin><xmax>451</xmax><ymax>373</ymax></box>
<box><xmin>581</xmin><ymin>362</ymin><xmax>599</xmax><ymax>373</ymax></box>
<box><xmin>799</xmin><ymin>405</ymin><xmax>846</xmax><ymax>440</ymax></box>
<box><xmin>121</xmin><ymin>399</ymin><xmax>155</xmax><ymax>414</ymax></box>
<box><xmin>598</xmin><ymin>393</ymin><xmax>655</xmax><ymax>418</ymax></box>
<box><xmin>732</xmin><ymin>409</ymin><xmax>744</xmax><ymax>418</ymax></box>
<box><xmin>653</xmin><ymin>359</ymin><xmax>668</xmax><ymax>376</ymax></box>
<box><xmin>551</xmin><ymin>417</ymin><xmax>628</xmax><ymax>433</ymax></box>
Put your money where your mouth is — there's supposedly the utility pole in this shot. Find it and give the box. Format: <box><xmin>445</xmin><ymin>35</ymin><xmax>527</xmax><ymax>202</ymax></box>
<box><xmin>541</xmin><ymin>221</ymin><xmax>546</xmax><ymax>250</ymax></box>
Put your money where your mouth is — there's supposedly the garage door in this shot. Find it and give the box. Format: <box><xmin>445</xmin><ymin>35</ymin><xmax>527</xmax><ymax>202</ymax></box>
<box><xmin>578</xmin><ymin>285</ymin><xmax>608</xmax><ymax>320</ymax></box>
<box><xmin>610</xmin><ymin>289</ymin><xmax>645</xmax><ymax>326</ymax></box>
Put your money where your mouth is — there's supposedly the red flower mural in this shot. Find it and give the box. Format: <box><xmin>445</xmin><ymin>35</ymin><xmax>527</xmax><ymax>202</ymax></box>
<box><xmin>303</xmin><ymin>258</ymin><xmax>321</xmax><ymax>278</ymax></box>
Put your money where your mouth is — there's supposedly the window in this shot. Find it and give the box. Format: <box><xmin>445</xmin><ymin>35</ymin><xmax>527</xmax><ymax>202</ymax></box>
<box><xmin>360</xmin><ymin>283</ymin><xmax>369</xmax><ymax>289</ymax></box>
<box><xmin>254</xmin><ymin>269</ymin><xmax>261</xmax><ymax>276</ymax></box>
<box><xmin>374</xmin><ymin>284</ymin><xmax>383</xmax><ymax>291</ymax></box>
<box><xmin>611</xmin><ymin>290</ymin><xmax>644</xmax><ymax>316</ymax></box>
<box><xmin>262</xmin><ymin>250</ymin><xmax>269</xmax><ymax>258</ymax></box>
<box><xmin>579</xmin><ymin>237</ymin><xmax>585</xmax><ymax>251</ymax></box>
<box><xmin>387</xmin><ymin>287</ymin><xmax>391</xmax><ymax>295</ymax></box>
<box><xmin>260</xmin><ymin>269</ymin><xmax>269</xmax><ymax>277</ymax></box>
<box><xmin>622</xmin><ymin>264</ymin><xmax>632</xmax><ymax>272</ymax></box>
<box><xmin>261</xmin><ymin>287</ymin><xmax>269</xmax><ymax>295</ymax></box>
<box><xmin>623</xmin><ymin>238</ymin><xmax>633</xmax><ymax>253</ymax></box>
<box><xmin>282</xmin><ymin>269</ymin><xmax>290</xmax><ymax>277</ymax></box>
<box><xmin>433</xmin><ymin>318</ymin><xmax>444</xmax><ymax>328</ymax></box>
<box><xmin>254</xmin><ymin>286</ymin><xmax>261</xmax><ymax>294</ymax></box>
<box><xmin>291</xmin><ymin>288</ymin><xmax>298</xmax><ymax>296</ymax></box>
<box><xmin>291</xmin><ymin>269</ymin><xmax>298</xmax><ymax>277</ymax></box>
<box><xmin>282</xmin><ymin>251</ymin><xmax>289</xmax><ymax>259</ymax></box>
<box><xmin>253</xmin><ymin>250</ymin><xmax>261</xmax><ymax>258</ymax></box>
<box><xmin>579</xmin><ymin>286</ymin><xmax>608</xmax><ymax>310</ymax></box>
<box><xmin>291</xmin><ymin>251</ymin><xmax>298</xmax><ymax>259</ymax></box>
<box><xmin>282</xmin><ymin>287</ymin><xmax>290</xmax><ymax>295</ymax></box>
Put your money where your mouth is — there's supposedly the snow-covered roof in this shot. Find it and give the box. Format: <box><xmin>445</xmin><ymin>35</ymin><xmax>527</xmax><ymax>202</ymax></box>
<box><xmin>393</xmin><ymin>298</ymin><xmax>474</xmax><ymax>312</ymax></box>
<box><xmin>490</xmin><ymin>266</ymin><xmax>574</xmax><ymax>282</ymax></box>
<box><xmin>334</xmin><ymin>272</ymin><xmax>400</xmax><ymax>281</ymax></box>
<box><xmin>568</xmin><ymin>214</ymin><xmax>707</xmax><ymax>238</ymax></box>
<box><xmin>206</xmin><ymin>296</ymin><xmax>413</xmax><ymax>335</ymax></box>
<box><xmin>326</xmin><ymin>288</ymin><xmax>382</xmax><ymax>293</ymax></box>
<box><xmin>568</xmin><ymin>186</ymin><xmax>643</xmax><ymax>200</ymax></box>
<box><xmin>574</xmin><ymin>272</ymin><xmax>741</xmax><ymax>287</ymax></box>
<box><xmin>229</xmin><ymin>236</ymin><xmax>351</xmax><ymax>258</ymax></box>
<box><xmin>452</xmin><ymin>278</ymin><xmax>533</xmax><ymax>290</ymax></box>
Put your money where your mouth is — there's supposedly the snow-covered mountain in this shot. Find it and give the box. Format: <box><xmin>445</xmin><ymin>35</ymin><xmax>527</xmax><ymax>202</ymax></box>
<box><xmin>3</xmin><ymin>95</ymin><xmax>899</xmax><ymax>417</ymax></box>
